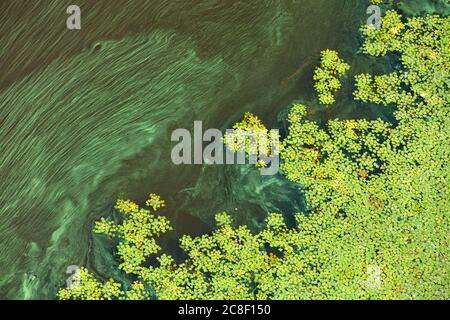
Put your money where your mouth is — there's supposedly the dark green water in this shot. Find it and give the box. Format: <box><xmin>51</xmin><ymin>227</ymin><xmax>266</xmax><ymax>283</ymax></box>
<box><xmin>0</xmin><ymin>0</ymin><xmax>448</xmax><ymax>299</ymax></box>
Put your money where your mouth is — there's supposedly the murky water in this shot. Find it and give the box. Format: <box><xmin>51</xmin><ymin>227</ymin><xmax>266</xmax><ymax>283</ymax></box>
<box><xmin>0</xmin><ymin>0</ymin><xmax>447</xmax><ymax>299</ymax></box>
